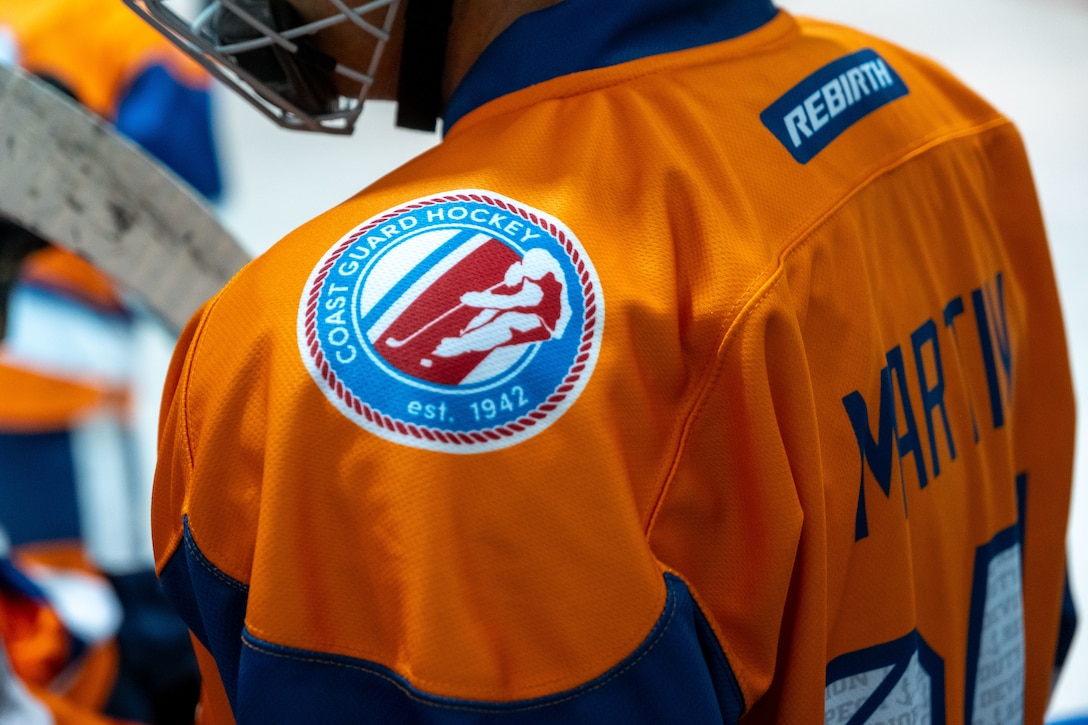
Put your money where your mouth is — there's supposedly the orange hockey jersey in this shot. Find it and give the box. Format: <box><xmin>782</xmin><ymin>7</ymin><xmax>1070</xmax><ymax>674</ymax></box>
<box><xmin>153</xmin><ymin>0</ymin><xmax>1075</xmax><ymax>722</ymax></box>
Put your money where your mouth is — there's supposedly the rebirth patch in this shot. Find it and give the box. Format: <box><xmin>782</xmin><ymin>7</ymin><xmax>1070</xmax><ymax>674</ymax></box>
<box><xmin>298</xmin><ymin>190</ymin><xmax>604</xmax><ymax>453</ymax></box>
<box><xmin>762</xmin><ymin>48</ymin><xmax>909</xmax><ymax>164</ymax></box>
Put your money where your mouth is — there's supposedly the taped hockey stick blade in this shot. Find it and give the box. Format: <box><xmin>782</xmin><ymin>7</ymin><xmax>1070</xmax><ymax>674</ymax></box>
<box><xmin>0</xmin><ymin>64</ymin><xmax>251</xmax><ymax>334</ymax></box>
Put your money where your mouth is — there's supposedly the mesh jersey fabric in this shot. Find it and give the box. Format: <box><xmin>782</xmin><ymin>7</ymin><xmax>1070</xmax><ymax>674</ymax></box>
<box><xmin>154</xmin><ymin>5</ymin><xmax>1074</xmax><ymax>723</ymax></box>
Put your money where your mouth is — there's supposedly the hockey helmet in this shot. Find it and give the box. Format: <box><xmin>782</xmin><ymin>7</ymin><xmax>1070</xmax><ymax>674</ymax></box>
<box><xmin>122</xmin><ymin>0</ymin><xmax>452</xmax><ymax>134</ymax></box>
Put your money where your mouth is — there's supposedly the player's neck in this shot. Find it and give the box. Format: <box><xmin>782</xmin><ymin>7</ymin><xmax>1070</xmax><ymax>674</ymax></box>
<box><xmin>442</xmin><ymin>0</ymin><xmax>562</xmax><ymax>104</ymax></box>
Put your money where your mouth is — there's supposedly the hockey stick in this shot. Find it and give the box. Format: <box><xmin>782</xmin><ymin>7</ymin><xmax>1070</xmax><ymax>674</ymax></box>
<box><xmin>0</xmin><ymin>64</ymin><xmax>250</xmax><ymax>334</ymax></box>
<box><xmin>384</xmin><ymin>280</ymin><xmax>505</xmax><ymax>348</ymax></box>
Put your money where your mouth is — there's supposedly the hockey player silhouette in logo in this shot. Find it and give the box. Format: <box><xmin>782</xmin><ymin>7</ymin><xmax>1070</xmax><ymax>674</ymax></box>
<box><xmin>431</xmin><ymin>248</ymin><xmax>570</xmax><ymax>361</ymax></box>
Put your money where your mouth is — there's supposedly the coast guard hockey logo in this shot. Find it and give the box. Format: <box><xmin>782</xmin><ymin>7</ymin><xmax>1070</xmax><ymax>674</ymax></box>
<box><xmin>298</xmin><ymin>190</ymin><xmax>604</xmax><ymax>453</ymax></box>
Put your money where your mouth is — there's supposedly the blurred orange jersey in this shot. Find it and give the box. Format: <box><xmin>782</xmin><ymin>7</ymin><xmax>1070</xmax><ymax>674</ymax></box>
<box><xmin>153</xmin><ymin>1</ymin><xmax>1075</xmax><ymax>722</ymax></box>
<box><xmin>0</xmin><ymin>0</ymin><xmax>221</xmax><ymax>197</ymax></box>
<box><xmin>1</xmin><ymin>552</ymin><xmax>131</xmax><ymax>725</ymax></box>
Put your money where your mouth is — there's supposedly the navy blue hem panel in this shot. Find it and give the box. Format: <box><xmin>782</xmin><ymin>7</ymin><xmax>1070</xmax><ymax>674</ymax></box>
<box><xmin>115</xmin><ymin>64</ymin><xmax>223</xmax><ymax>200</ymax></box>
<box><xmin>157</xmin><ymin>516</ymin><xmax>248</xmax><ymax>713</ymax></box>
<box><xmin>0</xmin><ymin>430</ymin><xmax>81</xmax><ymax>546</ymax></box>
<box><xmin>230</xmin><ymin>573</ymin><xmax>742</xmax><ymax>723</ymax></box>
<box><xmin>159</xmin><ymin>528</ymin><xmax>743</xmax><ymax>722</ymax></box>
<box><xmin>443</xmin><ymin>0</ymin><xmax>779</xmax><ymax>132</ymax></box>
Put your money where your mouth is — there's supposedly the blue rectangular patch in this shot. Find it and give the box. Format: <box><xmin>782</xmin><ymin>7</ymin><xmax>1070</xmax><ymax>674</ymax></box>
<box><xmin>761</xmin><ymin>49</ymin><xmax>909</xmax><ymax>164</ymax></box>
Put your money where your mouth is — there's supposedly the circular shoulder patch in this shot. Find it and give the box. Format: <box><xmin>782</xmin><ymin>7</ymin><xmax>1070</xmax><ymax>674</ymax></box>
<box><xmin>298</xmin><ymin>190</ymin><xmax>604</xmax><ymax>453</ymax></box>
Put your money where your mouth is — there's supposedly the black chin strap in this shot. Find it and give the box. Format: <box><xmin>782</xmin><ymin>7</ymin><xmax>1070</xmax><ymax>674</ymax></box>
<box><xmin>395</xmin><ymin>0</ymin><xmax>454</xmax><ymax>132</ymax></box>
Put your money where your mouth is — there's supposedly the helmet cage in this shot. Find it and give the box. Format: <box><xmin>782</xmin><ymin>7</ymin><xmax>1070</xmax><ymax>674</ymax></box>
<box><xmin>123</xmin><ymin>0</ymin><xmax>400</xmax><ymax>134</ymax></box>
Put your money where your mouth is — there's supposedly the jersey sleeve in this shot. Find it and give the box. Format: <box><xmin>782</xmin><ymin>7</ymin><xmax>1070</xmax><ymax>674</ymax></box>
<box><xmin>152</xmin><ymin>298</ymin><xmax>252</xmax><ymax>725</ymax></box>
<box><xmin>150</xmin><ymin>208</ymin><xmax>750</xmax><ymax>722</ymax></box>
<box><xmin>648</xmin><ymin>278</ymin><xmax>812</xmax><ymax>711</ymax></box>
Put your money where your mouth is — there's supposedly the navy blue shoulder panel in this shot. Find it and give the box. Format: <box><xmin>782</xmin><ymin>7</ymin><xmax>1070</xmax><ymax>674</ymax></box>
<box><xmin>444</xmin><ymin>0</ymin><xmax>779</xmax><ymax>131</ymax></box>
<box><xmin>159</xmin><ymin>526</ymin><xmax>744</xmax><ymax>723</ymax></box>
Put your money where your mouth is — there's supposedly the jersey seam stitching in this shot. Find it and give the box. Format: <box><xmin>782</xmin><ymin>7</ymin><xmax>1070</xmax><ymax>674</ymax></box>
<box><xmin>240</xmin><ymin>582</ymin><xmax>680</xmax><ymax>712</ymax></box>
<box><xmin>182</xmin><ymin>519</ymin><xmax>249</xmax><ymax>593</ymax></box>
<box><xmin>647</xmin><ymin>114</ymin><xmax>1015</xmax><ymax>535</ymax></box>
<box><xmin>165</xmin><ymin>273</ymin><xmax>246</xmax><ymax>574</ymax></box>
<box><xmin>699</xmin><ymin>114</ymin><xmax>1016</xmax><ymax>423</ymax></box>
<box><xmin>641</xmin><ymin>115</ymin><xmax>1014</xmax><ymax>700</ymax></box>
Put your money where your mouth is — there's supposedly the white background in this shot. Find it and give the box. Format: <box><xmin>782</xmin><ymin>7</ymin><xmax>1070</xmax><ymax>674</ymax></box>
<box><xmin>205</xmin><ymin>0</ymin><xmax>1087</xmax><ymax>718</ymax></box>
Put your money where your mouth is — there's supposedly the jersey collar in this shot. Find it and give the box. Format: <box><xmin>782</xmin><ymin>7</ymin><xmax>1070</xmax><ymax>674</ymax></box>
<box><xmin>443</xmin><ymin>0</ymin><xmax>779</xmax><ymax>132</ymax></box>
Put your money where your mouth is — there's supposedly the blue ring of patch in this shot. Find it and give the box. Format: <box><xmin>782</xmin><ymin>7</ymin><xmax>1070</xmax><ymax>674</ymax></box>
<box><xmin>299</xmin><ymin>191</ymin><xmax>603</xmax><ymax>453</ymax></box>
